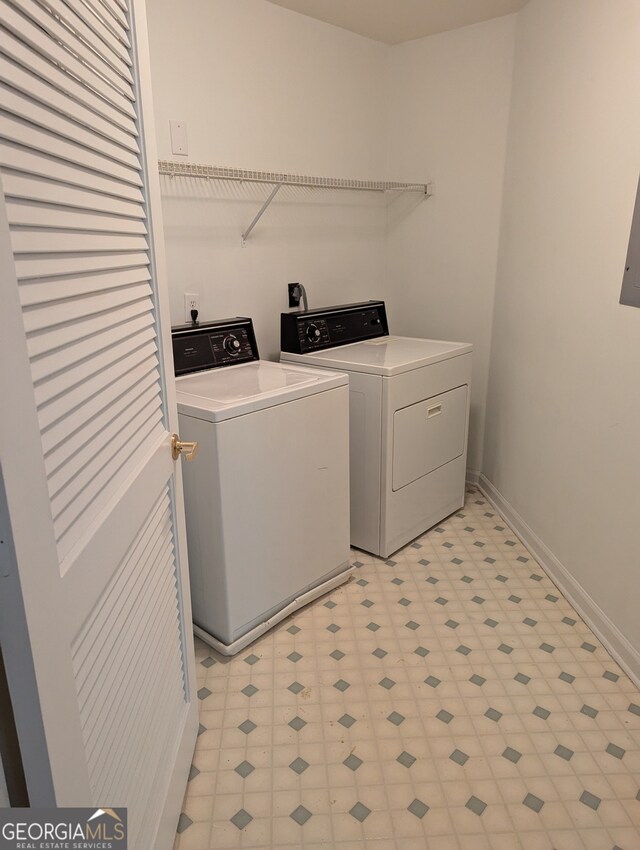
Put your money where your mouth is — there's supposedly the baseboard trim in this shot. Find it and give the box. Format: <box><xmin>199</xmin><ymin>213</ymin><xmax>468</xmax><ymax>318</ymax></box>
<box><xmin>465</xmin><ymin>469</ymin><xmax>480</xmax><ymax>486</ymax></box>
<box><xmin>478</xmin><ymin>473</ymin><xmax>640</xmax><ymax>689</ymax></box>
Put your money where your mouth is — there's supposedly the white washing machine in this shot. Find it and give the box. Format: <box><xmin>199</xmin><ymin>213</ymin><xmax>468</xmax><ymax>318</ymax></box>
<box><xmin>281</xmin><ymin>301</ymin><xmax>472</xmax><ymax>558</ymax></box>
<box><xmin>173</xmin><ymin>317</ymin><xmax>352</xmax><ymax>655</ymax></box>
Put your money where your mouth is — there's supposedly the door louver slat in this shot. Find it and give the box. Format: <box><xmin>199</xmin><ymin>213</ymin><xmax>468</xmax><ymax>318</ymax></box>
<box><xmin>53</xmin><ymin>414</ymin><xmax>165</xmax><ymax>554</ymax></box>
<box><xmin>35</xmin><ymin>339</ymin><xmax>158</xmax><ymax>429</ymax></box>
<box><xmin>1</xmin><ymin>1</ymin><xmax>135</xmax><ymax>117</ymax></box>
<box><xmin>0</xmin><ymin>56</ymin><xmax>139</xmax><ymax>153</ymax></box>
<box><xmin>13</xmin><ymin>0</ymin><xmax>135</xmax><ymax>94</ymax></box>
<box><xmin>1</xmin><ymin>114</ymin><xmax>142</xmax><ymax>186</ymax></box>
<box><xmin>7</xmin><ymin>199</ymin><xmax>148</xmax><ymax>234</ymax></box>
<box><xmin>40</xmin><ymin>357</ymin><xmax>159</xmax><ymax>454</ymax></box>
<box><xmin>0</xmin><ymin>36</ymin><xmax>138</xmax><ymax>136</ymax></box>
<box><xmin>57</xmin><ymin>0</ymin><xmax>132</xmax><ymax>65</ymax></box>
<box><xmin>92</xmin><ymin>0</ymin><xmax>130</xmax><ymax>32</ymax></box>
<box><xmin>40</xmin><ymin>0</ymin><xmax>133</xmax><ymax>81</ymax></box>
<box><xmin>49</xmin><ymin>399</ymin><xmax>163</xmax><ymax>516</ymax></box>
<box><xmin>3</xmin><ymin>172</ymin><xmax>145</xmax><ymax>218</ymax></box>
<box><xmin>1</xmin><ymin>85</ymin><xmax>141</xmax><ymax>169</ymax></box>
<box><xmin>17</xmin><ymin>251</ymin><xmax>150</xmax><ymax>283</ymax></box>
<box><xmin>25</xmin><ymin>300</ymin><xmax>153</xmax><ymax>358</ymax></box>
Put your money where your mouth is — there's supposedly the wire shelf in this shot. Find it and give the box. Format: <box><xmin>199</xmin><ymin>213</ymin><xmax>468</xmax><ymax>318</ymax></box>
<box><xmin>157</xmin><ymin>160</ymin><xmax>429</xmax><ymax>194</ymax></box>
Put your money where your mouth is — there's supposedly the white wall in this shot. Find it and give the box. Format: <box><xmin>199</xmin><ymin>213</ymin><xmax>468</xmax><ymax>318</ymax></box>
<box><xmin>385</xmin><ymin>16</ymin><xmax>516</xmax><ymax>473</ymax></box>
<box><xmin>147</xmin><ymin>1</ymin><xmax>516</xmax><ymax>466</ymax></box>
<box><xmin>483</xmin><ymin>0</ymin><xmax>640</xmax><ymax>657</ymax></box>
<box><xmin>146</xmin><ymin>0</ymin><xmax>388</xmax><ymax>359</ymax></box>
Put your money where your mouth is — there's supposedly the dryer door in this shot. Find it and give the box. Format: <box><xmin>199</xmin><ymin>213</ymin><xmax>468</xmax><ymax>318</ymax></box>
<box><xmin>392</xmin><ymin>385</ymin><xmax>468</xmax><ymax>491</ymax></box>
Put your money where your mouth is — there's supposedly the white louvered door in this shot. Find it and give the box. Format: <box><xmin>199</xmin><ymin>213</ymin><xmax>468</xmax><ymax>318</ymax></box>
<box><xmin>0</xmin><ymin>0</ymin><xmax>197</xmax><ymax>848</ymax></box>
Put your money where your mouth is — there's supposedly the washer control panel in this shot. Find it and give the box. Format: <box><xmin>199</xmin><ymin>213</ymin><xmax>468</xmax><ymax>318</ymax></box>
<box><xmin>172</xmin><ymin>317</ymin><xmax>259</xmax><ymax>375</ymax></box>
<box><xmin>281</xmin><ymin>300</ymin><xmax>388</xmax><ymax>353</ymax></box>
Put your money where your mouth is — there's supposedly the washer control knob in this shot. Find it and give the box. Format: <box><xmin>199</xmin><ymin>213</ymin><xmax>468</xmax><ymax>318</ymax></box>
<box><xmin>306</xmin><ymin>323</ymin><xmax>321</xmax><ymax>342</ymax></box>
<box><xmin>224</xmin><ymin>334</ymin><xmax>241</xmax><ymax>355</ymax></box>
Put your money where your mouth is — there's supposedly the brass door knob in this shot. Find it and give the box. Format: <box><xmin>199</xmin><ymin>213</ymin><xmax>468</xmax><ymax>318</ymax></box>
<box><xmin>171</xmin><ymin>434</ymin><xmax>199</xmax><ymax>461</ymax></box>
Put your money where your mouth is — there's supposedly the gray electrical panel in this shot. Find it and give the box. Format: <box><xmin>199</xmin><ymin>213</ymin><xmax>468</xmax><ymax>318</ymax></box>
<box><xmin>620</xmin><ymin>175</ymin><xmax>640</xmax><ymax>308</ymax></box>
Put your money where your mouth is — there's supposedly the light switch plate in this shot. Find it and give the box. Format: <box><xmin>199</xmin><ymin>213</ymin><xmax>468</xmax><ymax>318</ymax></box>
<box><xmin>170</xmin><ymin>120</ymin><xmax>188</xmax><ymax>156</ymax></box>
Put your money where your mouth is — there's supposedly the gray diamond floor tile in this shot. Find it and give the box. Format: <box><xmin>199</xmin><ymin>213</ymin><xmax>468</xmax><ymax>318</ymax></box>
<box><xmin>338</xmin><ymin>713</ymin><xmax>356</xmax><ymax>728</ymax></box>
<box><xmin>387</xmin><ymin>711</ymin><xmax>405</xmax><ymax>726</ymax></box>
<box><xmin>234</xmin><ymin>760</ymin><xmax>254</xmax><ymax>778</ymax></box>
<box><xmin>523</xmin><ymin>793</ymin><xmax>544</xmax><ymax>813</ymax></box>
<box><xmin>176</xmin><ymin>814</ymin><xmax>192</xmax><ymax>834</ymax></box>
<box><xmin>450</xmin><ymin>749</ymin><xmax>469</xmax><ymax>766</ymax></box>
<box><xmin>230</xmin><ymin>809</ymin><xmax>252</xmax><ymax>830</ymax></box>
<box><xmin>349</xmin><ymin>802</ymin><xmax>371</xmax><ymax>822</ymax></box>
<box><xmin>238</xmin><ymin>719</ymin><xmax>256</xmax><ymax>734</ymax></box>
<box><xmin>408</xmin><ymin>798</ymin><xmax>429</xmax><ymax>819</ymax></box>
<box><xmin>343</xmin><ymin>753</ymin><xmax>363</xmax><ymax>770</ymax></box>
<box><xmin>579</xmin><ymin>791</ymin><xmax>601</xmax><ymax>810</ymax></box>
<box><xmin>606</xmin><ymin>743</ymin><xmax>625</xmax><ymax>759</ymax></box>
<box><xmin>555</xmin><ymin>744</ymin><xmax>574</xmax><ymax>761</ymax></box>
<box><xmin>466</xmin><ymin>796</ymin><xmax>487</xmax><ymax>816</ymax></box>
<box><xmin>502</xmin><ymin>747</ymin><xmax>521</xmax><ymax>763</ymax></box>
<box><xmin>290</xmin><ymin>805</ymin><xmax>312</xmax><ymax>825</ymax></box>
<box><xmin>289</xmin><ymin>757</ymin><xmax>309</xmax><ymax>774</ymax></box>
<box><xmin>397</xmin><ymin>750</ymin><xmax>416</xmax><ymax>768</ymax></box>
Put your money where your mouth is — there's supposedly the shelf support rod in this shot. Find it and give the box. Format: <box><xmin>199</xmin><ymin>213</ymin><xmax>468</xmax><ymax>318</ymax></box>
<box><xmin>241</xmin><ymin>182</ymin><xmax>284</xmax><ymax>245</ymax></box>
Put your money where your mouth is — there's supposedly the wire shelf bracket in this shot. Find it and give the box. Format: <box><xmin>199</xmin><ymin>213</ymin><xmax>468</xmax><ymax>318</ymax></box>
<box><xmin>158</xmin><ymin>160</ymin><xmax>433</xmax><ymax>244</ymax></box>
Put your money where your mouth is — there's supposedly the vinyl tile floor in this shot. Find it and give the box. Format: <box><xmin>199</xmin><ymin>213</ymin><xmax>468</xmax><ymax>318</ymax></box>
<box><xmin>174</xmin><ymin>487</ymin><xmax>640</xmax><ymax>850</ymax></box>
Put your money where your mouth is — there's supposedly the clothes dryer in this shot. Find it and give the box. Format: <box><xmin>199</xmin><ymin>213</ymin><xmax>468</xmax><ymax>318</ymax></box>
<box><xmin>281</xmin><ymin>301</ymin><xmax>472</xmax><ymax>557</ymax></box>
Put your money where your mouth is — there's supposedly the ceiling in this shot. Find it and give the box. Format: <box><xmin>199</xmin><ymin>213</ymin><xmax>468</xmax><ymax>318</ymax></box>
<box><xmin>266</xmin><ymin>0</ymin><xmax>528</xmax><ymax>44</ymax></box>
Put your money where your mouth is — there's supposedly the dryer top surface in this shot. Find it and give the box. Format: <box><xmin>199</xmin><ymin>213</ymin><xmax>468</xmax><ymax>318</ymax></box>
<box><xmin>283</xmin><ymin>336</ymin><xmax>473</xmax><ymax>376</ymax></box>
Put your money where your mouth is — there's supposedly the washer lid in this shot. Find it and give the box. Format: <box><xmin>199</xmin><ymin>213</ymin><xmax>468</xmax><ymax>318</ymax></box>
<box><xmin>282</xmin><ymin>336</ymin><xmax>473</xmax><ymax>376</ymax></box>
<box><xmin>175</xmin><ymin>360</ymin><xmax>348</xmax><ymax>422</ymax></box>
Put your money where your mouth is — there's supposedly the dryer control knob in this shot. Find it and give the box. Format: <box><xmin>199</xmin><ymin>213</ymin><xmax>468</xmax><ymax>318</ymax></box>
<box><xmin>306</xmin><ymin>323</ymin><xmax>321</xmax><ymax>342</ymax></box>
<box><xmin>224</xmin><ymin>334</ymin><xmax>241</xmax><ymax>354</ymax></box>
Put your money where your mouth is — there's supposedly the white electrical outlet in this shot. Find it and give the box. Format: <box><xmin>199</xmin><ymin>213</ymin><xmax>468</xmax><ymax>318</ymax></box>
<box><xmin>184</xmin><ymin>292</ymin><xmax>199</xmax><ymax>323</ymax></box>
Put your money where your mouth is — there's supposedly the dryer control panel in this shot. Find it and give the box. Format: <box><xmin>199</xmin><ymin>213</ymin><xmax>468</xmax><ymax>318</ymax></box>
<box><xmin>281</xmin><ymin>300</ymin><xmax>388</xmax><ymax>353</ymax></box>
<box><xmin>172</xmin><ymin>317</ymin><xmax>259</xmax><ymax>375</ymax></box>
